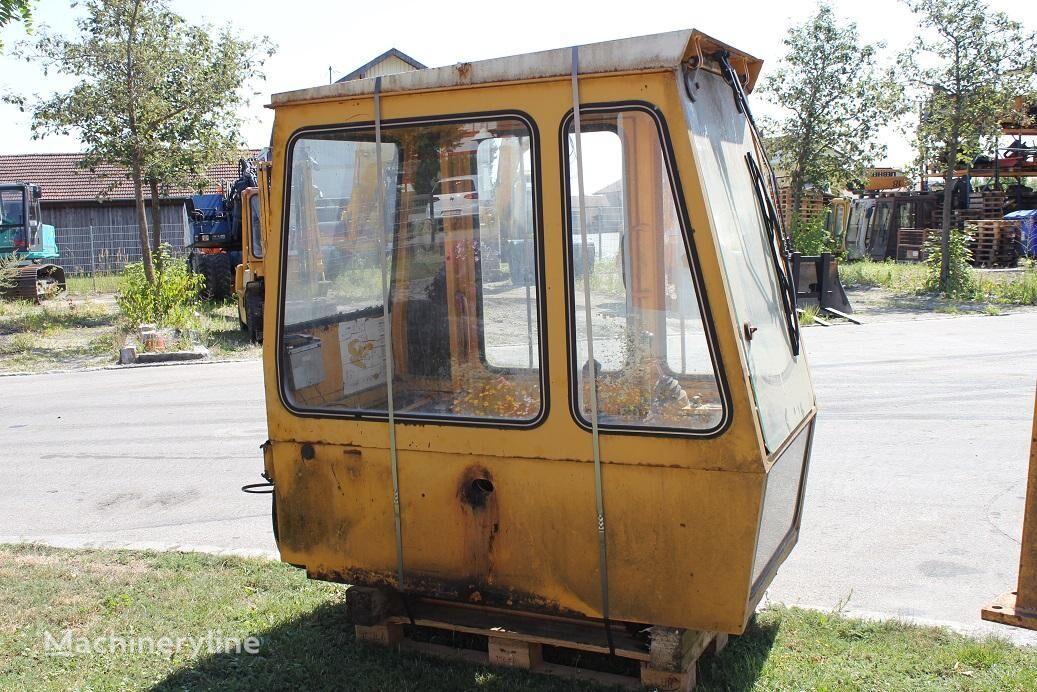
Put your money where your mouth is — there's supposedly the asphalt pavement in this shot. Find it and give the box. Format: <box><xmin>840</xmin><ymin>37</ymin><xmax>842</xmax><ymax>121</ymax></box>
<box><xmin>3</xmin><ymin>313</ymin><xmax>1036</xmax><ymax>643</ymax></box>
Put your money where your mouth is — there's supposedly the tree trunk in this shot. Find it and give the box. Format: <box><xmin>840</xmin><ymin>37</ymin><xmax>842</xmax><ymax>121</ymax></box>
<box><xmin>148</xmin><ymin>177</ymin><xmax>163</xmax><ymax>251</ymax></box>
<box><xmin>132</xmin><ymin>158</ymin><xmax>156</xmax><ymax>284</ymax></box>
<box><xmin>940</xmin><ymin>118</ymin><xmax>961</xmax><ymax>292</ymax></box>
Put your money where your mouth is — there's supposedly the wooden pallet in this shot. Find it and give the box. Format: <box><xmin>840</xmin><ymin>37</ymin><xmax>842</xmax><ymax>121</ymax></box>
<box><xmin>777</xmin><ymin>188</ymin><xmax>826</xmax><ymax>228</ymax></box>
<box><xmin>349</xmin><ymin>587</ymin><xmax>730</xmax><ymax>691</ymax></box>
<box><xmin>895</xmin><ymin>228</ymin><xmax>941</xmax><ymax>262</ymax></box>
<box><xmin>966</xmin><ymin>220</ymin><xmax>1021</xmax><ymax>267</ymax></box>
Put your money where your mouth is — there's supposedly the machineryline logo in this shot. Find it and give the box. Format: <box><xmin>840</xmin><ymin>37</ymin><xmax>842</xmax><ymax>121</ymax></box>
<box><xmin>43</xmin><ymin>630</ymin><xmax>261</xmax><ymax>657</ymax></box>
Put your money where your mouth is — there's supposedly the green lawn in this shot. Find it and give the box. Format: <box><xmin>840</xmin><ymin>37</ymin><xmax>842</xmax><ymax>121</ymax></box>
<box><xmin>0</xmin><ymin>287</ymin><xmax>256</xmax><ymax>373</ymax></box>
<box><xmin>65</xmin><ymin>273</ymin><xmax>127</xmax><ymax>296</ymax></box>
<box><xmin>0</xmin><ymin>298</ymin><xmax>121</xmax><ymax>373</ymax></box>
<box><xmin>840</xmin><ymin>259</ymin><xmax>1037</xmax><ymax>305</ymax></box>
<box><xmin>1</xmin><ymin>544</ymin><xmax>1033</xmax><ymax>691</ymax></box>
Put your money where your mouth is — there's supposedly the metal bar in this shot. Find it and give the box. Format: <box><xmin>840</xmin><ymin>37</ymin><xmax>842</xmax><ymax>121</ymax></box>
<box><xmin>374</xmin><ymin>76</ymin><xmax>406</xmax><ymax>590</ymax></box>
<box><xmin>571</xmin><ymin>45</ymin><xmax>614</xmax><ymax>657</ymax></box>
<box><xmin>525</xmin><ymin>282</ymin><xmax>534</xmax><ymax>369</ymax></box>
<box><xmin>821</xmin><ymin>307</ymin><xmax>861</xmax><ymax>325</ymax></box>
<box><xmin>88</xmin><ymin>225</ymin><xmax>97</xmax><ymax>293</ymax></box>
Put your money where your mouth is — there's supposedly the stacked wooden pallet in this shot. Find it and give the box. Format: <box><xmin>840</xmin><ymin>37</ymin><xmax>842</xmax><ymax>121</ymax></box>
<box><xmin>777</xmin><ymin>187</ymin><xmax>826</xmax><ymax>228</ymax></box>
<box><xmin>933</xmin><ymin>191</ymin><xmax>1007</xmax><ymax>228</ymax></box>
<box><xmin>966</xmin><ymin>219</ymin><xmax>1021</xmax><ymax>267</ymax></box>
<box><xmin>895</xmin><ymin>228</ymin><xmax>941</xmax><ymax>262</ymax></box>
<box><xmin>349</xmin><ymin>587</ymin><xmax>730</xmax><ymax>691</ymax></box>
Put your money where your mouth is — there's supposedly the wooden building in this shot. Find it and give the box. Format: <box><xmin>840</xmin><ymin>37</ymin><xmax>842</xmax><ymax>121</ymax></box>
<box><xmin>0</xmin><ymin>152</ymin><xmax>253</xmax><ymax>275</ymax></box>
<box><xmin>336</xmin><ymin>48</ymin><xmax>426</xmax><ymax>82</ymax></box>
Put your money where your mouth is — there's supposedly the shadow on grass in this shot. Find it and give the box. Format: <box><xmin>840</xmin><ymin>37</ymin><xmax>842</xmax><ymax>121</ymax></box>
<box><xmin>698</xmin><ymin>614</ymin><xmax>780</xmax><ymax>691</ymax></box>
<box><xmin>151</xmin><ymin>602</ymin><xmax>779</xmax><ymax>692</ymax></box>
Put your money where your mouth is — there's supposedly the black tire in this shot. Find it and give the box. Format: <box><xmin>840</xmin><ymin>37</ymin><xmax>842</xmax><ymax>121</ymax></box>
<box><xmin>245</xmin><ymin>281</ymin><xmax>264</xmax><ymax>344</ymax></box>
<box><xmin>196</xmin><ymin>252</ymin><xmax>234</xmax><ymax>301</ymax></box>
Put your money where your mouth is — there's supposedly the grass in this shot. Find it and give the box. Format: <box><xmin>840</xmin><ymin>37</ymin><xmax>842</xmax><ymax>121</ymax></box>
<box><xmin>0</xmin><ymin>298</ymin><xmax>121</xmax><ymax>373</ymax></box>
<box><xmin>194</xmin><ymin>299</ymin><xmax>260</xmax><ymax>359</ymax></box>
<box><xmin>798</xmin><ymin>304</ymin><xmax>821</xmax><ymax>326</ymax></box>
<box><xmin>1</xmin><ymin>544</ymin><xmax>1035</xmax><ymax>692</ymax></box>
<box><xmin>840</xmin><ymin>259</ymin><xmax>1037</xmax><ymax>306</ymax></box>
<box><xmin>65</xmin><ymin>273</ymin><xmax>127</xmax><ymax>296</ymax></box>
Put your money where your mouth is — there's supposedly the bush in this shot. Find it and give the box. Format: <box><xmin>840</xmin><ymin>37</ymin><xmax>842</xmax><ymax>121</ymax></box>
<box><xmin>788</xmin><ymin>214</ymin><xmax>835</xmax><ymax>256</ymax></box>
<box><xmin>117</xmin><ymin>244</ymin><xmax>203</xmax><ymax>328</ymax></box>
<box><xmin>924</xmin><ymin>229</ymin><xmax>975</xmax><ymax>298</ymax></box>
<box><xmin>0</xmin><ymin>253</ymin><xmax>19</xmax><ymax>294</ymax></box>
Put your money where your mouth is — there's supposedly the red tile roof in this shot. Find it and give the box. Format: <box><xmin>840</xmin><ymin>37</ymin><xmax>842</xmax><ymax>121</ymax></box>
<box><xmin>0</xmin><ymin>152</ymin><xmax>260</xmax><ymax>203</ymax></box>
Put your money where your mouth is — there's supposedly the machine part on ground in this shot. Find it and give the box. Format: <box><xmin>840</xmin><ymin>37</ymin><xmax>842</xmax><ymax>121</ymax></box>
<box><xmin>6</xmin><ymin>263</ymin><xmax>67</xmax><ymax>303</ymax></box>
<box><xmin>257</xmin><ymin>30</ymin><xmax>816</xmax><ymax>687</ymax></box>
<box><xmin>187</xmin><ymin>158</ymin><xmax>257</xmax><ymax>300</ymax></box>
<box><xmin>981</xmin><ymin>385</ymin><xmax>1037</xmax><ymax>631</ymax></box>
<box><xmin>792</xmin><ymin>253</ymin><xmax>858</xmax><ymax>324</ymax></box>
<box><xmin>0</xmin><ymin>182</ymin><xmax>66</xmax><ymax>303</ymax></box>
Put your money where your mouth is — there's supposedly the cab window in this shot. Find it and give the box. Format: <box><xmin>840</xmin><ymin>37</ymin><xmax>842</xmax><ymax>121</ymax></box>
<box><xmin>249</xmin><ymin>195</ymin><xmax>263</xmax><ymax>258</ymax></box>
<box><xmin>279</xmin><ymin>116</ymin><xmax>544</xmax><ymax>424</ymax></box>
<box><xmin>564</xmin><ymin>107</ymin><xmax>725</xmax><ymax>434</ymax></box>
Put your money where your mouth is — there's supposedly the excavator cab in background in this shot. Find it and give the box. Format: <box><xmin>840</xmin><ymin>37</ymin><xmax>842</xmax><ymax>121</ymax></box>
<box><xmin>0</xmin><ymin>182</ymin><xmax>66</xmax><ymax>302</ymax></box>
<box><xmin>234</xmin><ymin>161</ymin><xmax>270</xmax><ymax>343</ymax></box>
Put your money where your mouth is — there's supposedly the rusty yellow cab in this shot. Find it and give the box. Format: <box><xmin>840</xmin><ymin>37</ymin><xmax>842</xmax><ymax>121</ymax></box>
<box><xmin>234</xmin><ymin>162</ymin><xmax>271</xmax><ymax>343</ymax></box>
<box><xmin>260</xmin><ymin>29</ymin><xmax>816</xmax><ymax>639</ymax></box>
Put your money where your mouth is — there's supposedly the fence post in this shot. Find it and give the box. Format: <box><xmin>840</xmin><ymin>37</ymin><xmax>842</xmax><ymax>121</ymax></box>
<box><xmin>88</xmin><ymin>225</ymin><xmax>98</xmax><ymax>294</ymax></box>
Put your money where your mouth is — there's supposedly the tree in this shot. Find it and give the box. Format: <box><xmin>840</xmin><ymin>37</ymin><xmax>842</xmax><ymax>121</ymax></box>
<box><xmin>761</xmin><ymin>3</ymin><xmax>902</xmax><ymax>219</ymax></box>
<box><xmin>11</xmin><ymin>0</ymin><xmax>273</xmax><ymax>283</ymax></box>
<box><xmin>0</xmin><ymin>1</ymin><xmax>32</xmax><ymax>49</ymax></box>
<box><xmin>901</xmin><ymin>0</ymin><xmax>1037</xmax><ymax>292</ymax></box>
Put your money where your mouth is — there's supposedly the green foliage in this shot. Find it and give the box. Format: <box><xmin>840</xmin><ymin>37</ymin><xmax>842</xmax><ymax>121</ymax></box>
<box><xmin>901</xmin><ymin>0</ymin><xmax>1037</xmax><ymax>290</ymax></box>
<box><xmin>761</xmin><ymin>3</ymin><xmax>903</xmax><ymax>208</ymax></box>
<box><xmin>0</xmin><ymin>0</ymin><xmax>31</xmax><ymax>48</ymax></box>
<box><xmin>789</xmin><ymin>214</ymin><xmax>834</xmax><ymax>255</ymax></box>
<box><xmin>0</xmin><ymin>252</ymin><xmax>18</xmax><ymax>293</ymax></box>
<box><xmin>117</xmin><ymin>244</ymin><xmax>202</xmax><ymax>328</ymax></box>
<box><xmin>798</xmin><ymin>304</ymin><xmax>821</xmax><ymax>325</ymax></box>
<box><xmin>924</xmin><ymin>229</ymin><xmax>975</xmax><ymax>297</ymax></box>
<box><xmin>7</xmin><ymin>0</ymin><xmax>274</xmax><ymax>283</ymax></box>
<box><xmin>839</xmin><ymin>258</ymin><xmax>928</xmax><ymax>292</ymax></box>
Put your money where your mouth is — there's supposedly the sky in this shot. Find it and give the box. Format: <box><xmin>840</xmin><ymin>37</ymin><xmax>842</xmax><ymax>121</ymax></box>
<box><xmin>0</xmin><ymin>0</ymin><xmax>1031</xmax><ymax>169</ymax></box>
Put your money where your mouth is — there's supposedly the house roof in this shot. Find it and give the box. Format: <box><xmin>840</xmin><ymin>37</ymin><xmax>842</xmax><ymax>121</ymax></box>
<box><xmin>274</xmin><ymin>30</ymin><xmax>762</xmax><ymax>107</ymax></box>
<box><xmin>0</xmin><ymin>152</ymin><xmax>258</xmax><ymax>203</ymax></box>
<box><xmin>336</xmin><ymin>48</ymin><xmax>427</xmax><ymax>82</ymax></box>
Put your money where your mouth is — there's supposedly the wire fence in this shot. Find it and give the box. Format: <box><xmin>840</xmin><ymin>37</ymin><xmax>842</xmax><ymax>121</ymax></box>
<box><xmin>55</xmin><ymin>225</ymin><xmax>188</xmax><ymax>278</ymax></box>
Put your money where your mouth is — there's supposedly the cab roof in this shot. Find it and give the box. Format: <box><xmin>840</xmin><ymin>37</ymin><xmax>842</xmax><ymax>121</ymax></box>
<box><xmin>270</xmin><ymin>29</ymin><xmax>762</xmax><ymax>108</ymax></box>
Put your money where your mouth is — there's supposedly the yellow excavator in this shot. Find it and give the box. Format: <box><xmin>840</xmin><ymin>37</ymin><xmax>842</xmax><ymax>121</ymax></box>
<box><xmin>233</xmin><ymin>161</ymin><xmax>270</xmax><ymax>344</ymax></box>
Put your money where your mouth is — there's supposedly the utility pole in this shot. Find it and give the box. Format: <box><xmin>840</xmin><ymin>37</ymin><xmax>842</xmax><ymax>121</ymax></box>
<box><xmin>328</xmin><ymin>66</ymin><xmax>333</xmax><ymax>84</ymax></box>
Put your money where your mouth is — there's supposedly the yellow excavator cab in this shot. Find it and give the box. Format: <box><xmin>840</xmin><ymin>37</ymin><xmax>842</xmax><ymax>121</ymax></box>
<box><xmin>260</xmin><ymin>29</ymin><xmax>815</xmax><ymax>644</ymax></box>
<box><xmin>235</xmin><ymin>163</ymin><xmax>271</xmax><ymax>343</ymax></box>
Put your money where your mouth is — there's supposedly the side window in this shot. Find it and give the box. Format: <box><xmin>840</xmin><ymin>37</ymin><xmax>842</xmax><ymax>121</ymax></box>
<box><xmin>564</xmin><ymin>108</ymin><xmax>724</xmax><ymax>433</ymax></box>
<box><xmin>280</xmin><ymin>117</ymin><xmax>543</xmax><ymax>424</ymax></box>
<box><xmin>250</xmin><ymin>195</ymin><xmax>263</xmax><ymax>258</ymax></box>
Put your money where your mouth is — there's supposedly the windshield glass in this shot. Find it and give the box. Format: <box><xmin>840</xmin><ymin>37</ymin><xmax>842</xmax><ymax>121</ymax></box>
<box><xmin>280</xmin><ymin>116</ymin><xmax>544</xmax><ymax>424</ymax></box>
<box><xmin>249</xmin><ymin>194</ymin><xmax>263</xmax><ymax>258</ymax></box>
<box><xmin>0</xmin><ymin>188</ymin><xmax>25</xmax><ymax>228</ymax></box>
<box><xmin>564</xmin><ymin>109</ymin><xmax>725</xmax><ymax>434</ymax></box>
<box><xmin>683</xmin><ymin>70</ymin><xmax>813</xmax><ymax>451</ymax></box>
